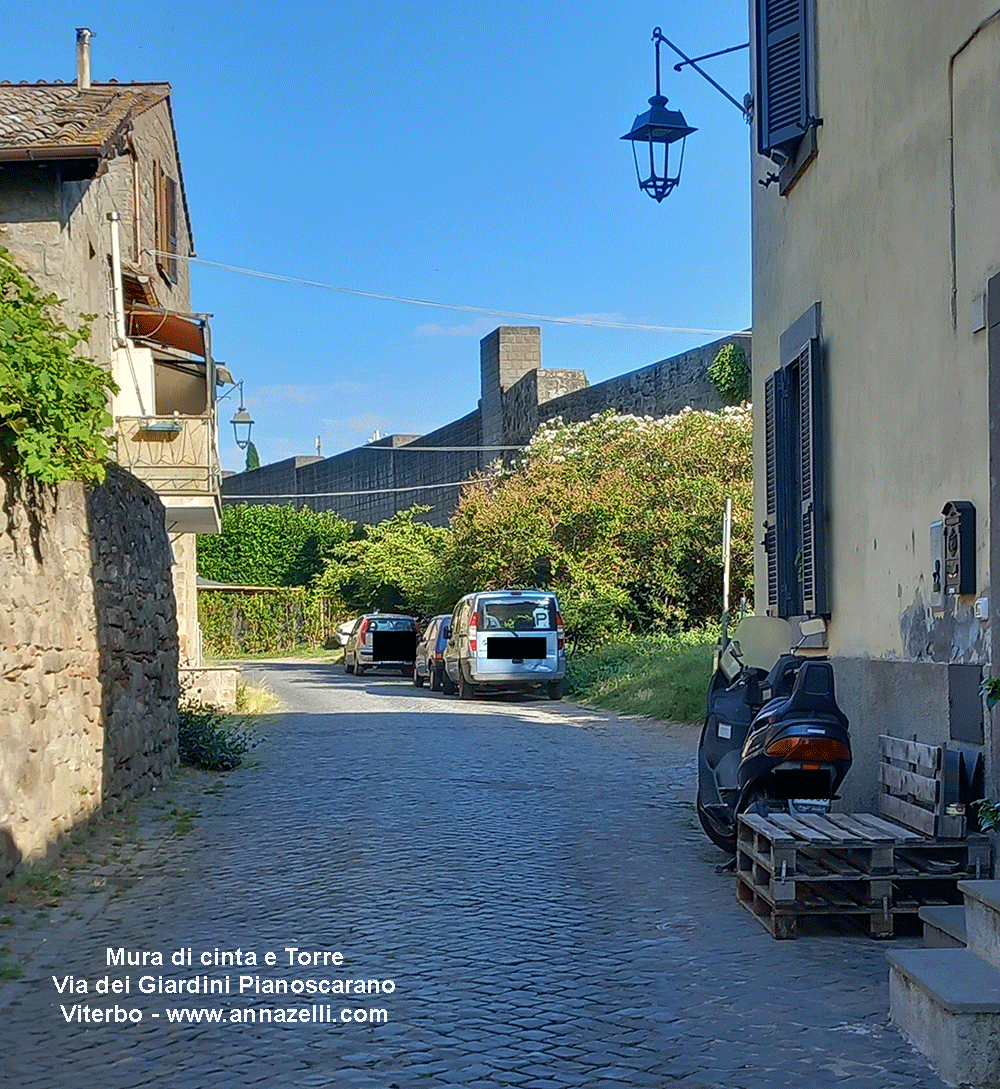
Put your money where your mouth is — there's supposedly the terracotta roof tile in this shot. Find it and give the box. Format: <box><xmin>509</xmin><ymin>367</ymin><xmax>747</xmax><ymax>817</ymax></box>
<box><xmin>0</xmin><ymin>82</ymin><xmax>169</xmax><ymax>157</ymax></box>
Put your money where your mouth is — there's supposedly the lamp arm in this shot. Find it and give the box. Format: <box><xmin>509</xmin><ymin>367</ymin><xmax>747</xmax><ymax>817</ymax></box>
<box><xmin>652</xmin><ymin>27</ymin><xmax>749</xmax><ymax>120</ymax></box>
<box><xmin>673</xmin><ymin>42</ymin><xmax>749</xmax><ymax>70</ymax></box>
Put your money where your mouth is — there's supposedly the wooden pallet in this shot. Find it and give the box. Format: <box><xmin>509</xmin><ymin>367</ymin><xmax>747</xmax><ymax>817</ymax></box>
<box><xmin>878</xmin><ymin>734</ymin><xmax>964</xmax><ymax>838</ymax></box>
<box><xmin>736</xmin><ymin>811</ymin><xmax>991</xmax><ymax>939</ymax></box>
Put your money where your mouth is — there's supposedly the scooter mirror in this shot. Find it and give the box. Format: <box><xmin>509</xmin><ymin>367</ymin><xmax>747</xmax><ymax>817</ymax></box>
<box><xmin>730</xmin><ymin>640</ymin><xmax>743</xmax><ymax>658</ymax></box>
<box><xmin>799</xmin><ymin>617</ymin><xmax>826</xmax><ymax>637</ymax></box>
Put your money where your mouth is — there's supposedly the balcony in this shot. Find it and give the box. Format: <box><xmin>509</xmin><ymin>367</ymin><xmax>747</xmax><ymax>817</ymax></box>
<box><xmin>115</xmin><ymin>414</ymin><xmax>222</xmax><ymax>534</ymax></box>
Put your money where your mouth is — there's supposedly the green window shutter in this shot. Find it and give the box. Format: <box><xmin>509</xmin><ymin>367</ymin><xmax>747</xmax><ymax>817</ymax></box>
<box><xmin>755</xmin><ymin>0</ymin><xmax>808</xmax><ymax>159</ymax></box>
<box><xmin>797</xmin><ymin>338</ymin><xmax>828</xmax><ymax>614</ymax></box>
<box><xmin>764</xmin><ymin>367</ymin><xmax>797</xmax><ymax>617</ymax></box>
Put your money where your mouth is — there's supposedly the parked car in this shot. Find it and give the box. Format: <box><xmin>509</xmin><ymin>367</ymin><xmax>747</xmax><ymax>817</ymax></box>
<box><xmin>443</xmin><ymin>590</ymin><xmax>566</xmax><ymax>701</ymax></box>
<box><xmin>413</xmin><ymin>614</ymin><xmax>452</xmax><ymax>690</ymax></box>
<box><xmin>343</xmin><ymin>614</ymin><xmax>418</xmax><ymax>676</ymax></box>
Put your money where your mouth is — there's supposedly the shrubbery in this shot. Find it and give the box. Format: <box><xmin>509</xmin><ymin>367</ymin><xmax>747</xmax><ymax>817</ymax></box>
<box><xmin>177</xmin><ymin>701</ymin><xmax>257</xmax><ymax>771</ymax></box>
<box><xmin>197</xmin><ymin>504</ymin><xmax>354</xmax><ymax>587</ymax></box>
<box><xmin>441</xmin><ymin>408</ymin><xmax>753</xmax><ymax>645</ymax></box>
<box><xmin>198</xmin><ymin>587</ymin><xmax>343</xmax><ymax>657</ymax></box>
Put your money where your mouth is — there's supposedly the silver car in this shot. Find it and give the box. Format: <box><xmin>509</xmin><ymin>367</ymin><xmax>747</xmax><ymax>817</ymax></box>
<box><xmin>443</xmin><ymin>590</ymin><xmax>566</xmax><ymax>700</ymax></box>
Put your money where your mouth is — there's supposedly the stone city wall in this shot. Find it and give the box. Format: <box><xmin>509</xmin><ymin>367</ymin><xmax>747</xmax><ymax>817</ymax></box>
<box><xmin>222</xmin><ymin>328</ymin><xmax>751</xmax><ymax>527</ymax></box>
<box><xmin>534</xmin><ymin>334</ymin><xmax>751</xmax><ymax>430</ymax></box>
<box><xmin>0</xmin><ymin>460</ymin><xmax>178</xmax><ymax>881</ymax></box>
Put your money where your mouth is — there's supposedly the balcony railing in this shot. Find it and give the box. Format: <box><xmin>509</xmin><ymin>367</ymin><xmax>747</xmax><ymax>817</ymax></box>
<box><xmin>115</xmin><ymin>415</ymin><xmax>221</xmax><ymax>533</ymax></box>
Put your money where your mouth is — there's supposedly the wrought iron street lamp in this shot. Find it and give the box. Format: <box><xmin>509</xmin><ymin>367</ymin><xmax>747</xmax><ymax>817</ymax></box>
<box><xmin>623</xmin><ymin>27</ymin><xmax>749</xmax><ymax>202</ymax></box>
<box><xmin>621</xmin><ymin>28</ymin><xmax>696</xmax><ymax>202</ymax></box>
<box><xmin>230</xmin><ymin>380</ymin><xmax>254</xmax><ymax>450</ymax></box>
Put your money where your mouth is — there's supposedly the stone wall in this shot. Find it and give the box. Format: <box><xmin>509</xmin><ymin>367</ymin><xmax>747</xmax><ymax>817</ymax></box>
<box><xmin>0</xmin><ymin>459</ymin><xmax>178</xmax><ymax>880</ymax></box>
<box><xmin>535</xmin><ymin>334</ymin><xmax>751</xmax><ymax>429</ymax></box>
<box><xmin>222</xmin><ymin>327</ymin><xmax>751</xmax><ymax>527</ymax></box>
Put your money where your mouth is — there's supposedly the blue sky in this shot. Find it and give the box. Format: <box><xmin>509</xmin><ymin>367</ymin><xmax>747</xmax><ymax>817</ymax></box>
<box><xmin>3</xmin><ymin>1</ymin><xmax>752</xmax><ymax>474</ymax></box>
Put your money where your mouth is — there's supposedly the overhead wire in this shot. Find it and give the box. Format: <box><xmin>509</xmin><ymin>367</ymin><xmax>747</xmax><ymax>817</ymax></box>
<box><xmin>149</xmin><ymin>250</ymin><xmax>745</xmax><ymax>336</ymax></box>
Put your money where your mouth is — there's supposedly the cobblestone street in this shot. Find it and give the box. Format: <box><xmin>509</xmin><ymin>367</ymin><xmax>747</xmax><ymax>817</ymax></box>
<box><xmin>0</xmin><ymin>663</ymin><xmax>948</xmax><ymax>1088</ymax></box>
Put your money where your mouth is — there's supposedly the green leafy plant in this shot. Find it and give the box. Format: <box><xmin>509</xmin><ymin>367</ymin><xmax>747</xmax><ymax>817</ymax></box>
<box><xmin>177</xmin><ymin>701</ymin><xmax>257</xmax><ymax>772</ymax></box>
<box><xmin>973</xmin><ymin>798</ymin><xmax>1000</xmax><ymax>832</ymax></box>
<box><xmin>708</xmin><ymin>343</ymin><xmax>750</xmax><ymax>405</ymax></box>
<box><xmin>981</xmin><ymin>676</ymin><xmax>1000</xmax><ymax>711</ymax></box>
<box><xmin>0</xmin><ymin>247</ymin><xmax>118</xmax><ymax>483</ymax></box>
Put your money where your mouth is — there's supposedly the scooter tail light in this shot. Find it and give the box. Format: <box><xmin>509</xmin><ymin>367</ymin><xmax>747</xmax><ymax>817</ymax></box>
<box><xmin>765</xmin><ymin>736</ymin><xmax>851</xmax><ymax>762</ymax></box>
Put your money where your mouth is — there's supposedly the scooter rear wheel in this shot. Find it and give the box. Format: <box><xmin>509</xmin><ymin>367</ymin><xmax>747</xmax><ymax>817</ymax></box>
<box><xmin>696</xmin><ymin>796</ymin><xmax>736</xmax><ymax>854</ymax></box>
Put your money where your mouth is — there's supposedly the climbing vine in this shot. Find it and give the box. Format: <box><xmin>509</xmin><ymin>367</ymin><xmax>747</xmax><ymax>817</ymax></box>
<box><xmin>0</xmin><ymin>247</ymin><xmax>118</xmax><ymax>484</ymax></box>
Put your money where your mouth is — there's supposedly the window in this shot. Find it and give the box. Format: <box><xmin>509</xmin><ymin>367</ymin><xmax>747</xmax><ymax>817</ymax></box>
<box><xmin>754</xmin><ymin>0</ymin><xmax>818</xmax><ymax>190</ymax></box>
<box><xmin>155</xmin><ymin>163</ymin><xmax>179</xmax><ymax>285</ymax></box>
<box><xmin>764</xmin><ymin>305</ymin><xmax>828</xmax><ymax>616</ymax></box>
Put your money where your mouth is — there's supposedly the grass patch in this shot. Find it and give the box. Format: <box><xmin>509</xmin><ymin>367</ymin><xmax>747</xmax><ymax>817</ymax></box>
<box><xmin>565</xmin><ymin>626</ymin><xmax>717</xmax><ymax>724</ymax></box>
<box><xmin>235</xmin><ymin>679</ymin><xmax>284</xmax><ymax>715</ymax></box>
<box><xmin>0</xmin><ymin>958</ymin><xmax>24</xmax><ymax>981</ymax></box>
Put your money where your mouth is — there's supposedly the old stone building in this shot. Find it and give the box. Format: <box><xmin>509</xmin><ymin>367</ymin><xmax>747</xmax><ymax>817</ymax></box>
<box><xmin>0</xmin><ymin>30</ymin><xmax>233</xmax><ymax>700</ymax></box>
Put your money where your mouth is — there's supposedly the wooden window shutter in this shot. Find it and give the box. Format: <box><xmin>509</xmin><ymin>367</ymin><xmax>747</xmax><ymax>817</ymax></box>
<box><xmin>797</xmin><ymin>338</ymin><xmax>828</xmax><ymax>614</ymax></box>
<box><xmin>764</xmin><ymin>372</ymin><xmax>781</xmax><ymax>612</ymax></box>
<box><xmin>755</xmin><ymin>0</ymin><xmax>808</xmax><ymax>159</ymax></box>
<box><xmin>165</xmin><ymin>174</ymin><xmax>178</xmax><ymax>283</ymax></box>
<box><xmin>764</xmin><ymin>368</ymin><xmax>797</xmax><ymax>617</ymax></box>
<box><xmin>155</xmin><ymin>163</ymin><xmax>179</xmax><ymax>285</ymax></box>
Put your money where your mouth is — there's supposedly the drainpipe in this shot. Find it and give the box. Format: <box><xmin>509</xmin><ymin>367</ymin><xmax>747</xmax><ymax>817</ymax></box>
<box><xmin>107</xmin><ymin>212</ymin><xmax>128</xmax><ymax>346</ymax></box>
<box><xmin>948</xmin><ymin>7</ymin><xmax>1000</xmax><ymax>329</ymax></box>
<box><xmin>76</xmin><ymin>28</ymin><xmax>92</xmax><ymax>91</ymax></box>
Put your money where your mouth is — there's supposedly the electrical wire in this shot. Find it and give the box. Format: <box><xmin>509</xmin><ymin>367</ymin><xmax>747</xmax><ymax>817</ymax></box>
<box><xmin>149</xmin><ymin>250</ymin><xmax>744</xmax><ymax>336</ymax></box>
<box><xmin>223</xmin><ymin>479</ymin><xmax>494</xmax><ymax>499</ymax></box>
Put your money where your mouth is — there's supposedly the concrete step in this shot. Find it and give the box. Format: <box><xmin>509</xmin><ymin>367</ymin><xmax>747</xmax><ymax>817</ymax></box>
<box><xmin>960</xmin><ymin>880</ymin><xmax>1000</xmax><ymax>971</ymax></box>
<box><xmin>919</xmin><ymin>904</ymin><xmax>967</xmax><ymax>948</ymax></box>
<box><xmin>888</xmin><ymin>947</ymin><xmax>1000</xmax><ymax>1088</ymax></box>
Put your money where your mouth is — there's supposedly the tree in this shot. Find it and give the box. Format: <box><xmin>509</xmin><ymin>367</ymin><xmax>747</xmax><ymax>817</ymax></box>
<box><xmin>313</xmin><ymin>506</ymin><xmax>450</xmax><ymax>617</ymax></box>
<box><xmin>244</xmin><ymin>441</ymin><xmax>260</xmax><ymax>471</ymax></box>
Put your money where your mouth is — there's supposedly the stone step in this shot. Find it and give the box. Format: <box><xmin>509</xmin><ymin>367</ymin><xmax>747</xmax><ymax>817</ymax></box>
<box><xmin>959</xmin><ymin>880</ymin><xmax>1000</xmax><ymax>971</ymax></box>
<box><xmin>918</xmin><ymin>904</ymin><xmax>967</xmax><ymax>948</ymax></box>
<box><xmin>888</xmin><ymin>947</ymin><xmax>1000</xmax><ymax>1088</ymax></box>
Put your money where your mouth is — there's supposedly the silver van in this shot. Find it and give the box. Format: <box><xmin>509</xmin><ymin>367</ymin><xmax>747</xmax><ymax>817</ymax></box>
<box><xmin>443</xmin><ymin>590</ymin><xmax>566</xmax><ymax>700</ymax></box>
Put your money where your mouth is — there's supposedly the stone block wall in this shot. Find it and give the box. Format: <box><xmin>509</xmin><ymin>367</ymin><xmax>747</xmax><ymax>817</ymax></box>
<box><xmin>0</xmin><ymin>459</ymin><xmax>178</xmax><ymax>880</ymax></box>
<box><xmin>535</xmin><ymin>334</ymin><xmax>751</xmax><ymax>428</ymax></box>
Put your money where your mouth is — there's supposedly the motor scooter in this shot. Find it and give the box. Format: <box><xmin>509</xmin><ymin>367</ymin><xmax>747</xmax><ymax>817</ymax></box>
<box><xmin>696</xmin><ymin>615</ymin><xmax>852</xmax><ymax>853</ymax></box>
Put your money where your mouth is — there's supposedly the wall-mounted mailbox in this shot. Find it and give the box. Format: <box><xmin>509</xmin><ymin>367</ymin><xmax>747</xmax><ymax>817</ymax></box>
<box><xmin>930</xmin><ymin>520</ymin><xmax>944</xmax><ymax>609</ymax></box>
<box><xmin>942</xmin><ymin>501</ymin><xmax>975</xmax><ymax>595</ymax></box>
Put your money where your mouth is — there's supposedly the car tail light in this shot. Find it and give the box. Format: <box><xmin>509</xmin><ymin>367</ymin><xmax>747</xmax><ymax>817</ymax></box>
<box><xmin>358</xmin><ymin>618</ymin><xmax>370</xmax><ymax>646</ymax></box>
<box><xmin>765</xmin><ymin>736</ymin><xmax>851</xmax><ymax>762</ymax></box>
<box><xmin>556</xmin><ymin>611</ymin><xmax>565</xmax><ymax>651</ymax></box>
<box><xmin>469</xmin><ymin>613</ymin><xmax>478</xmax><ymax>653</ymax></box>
